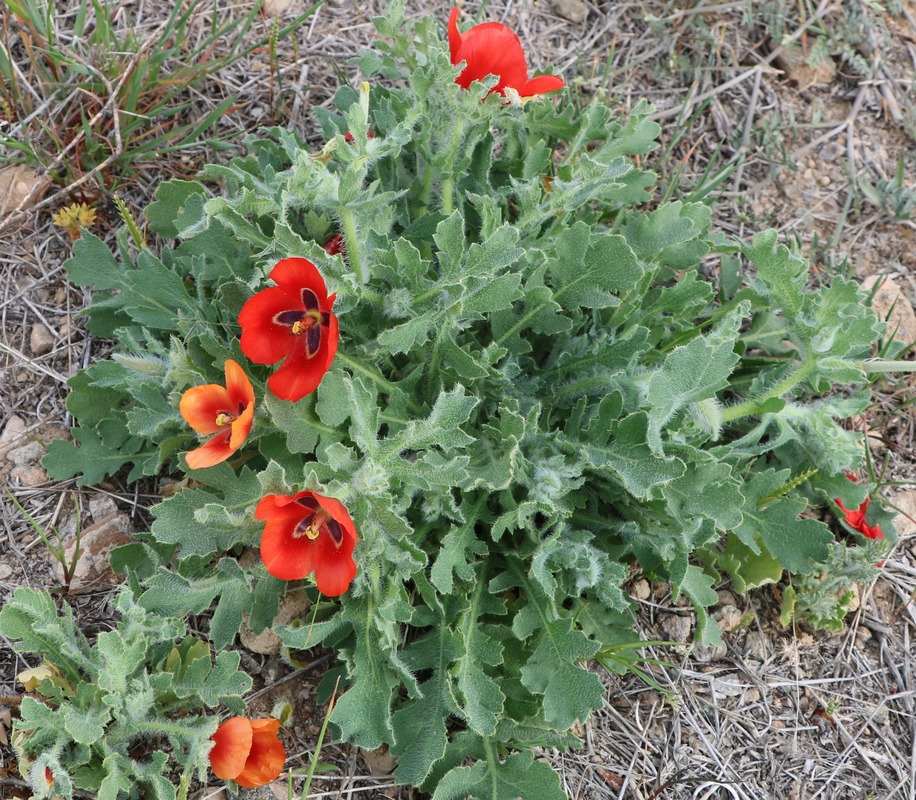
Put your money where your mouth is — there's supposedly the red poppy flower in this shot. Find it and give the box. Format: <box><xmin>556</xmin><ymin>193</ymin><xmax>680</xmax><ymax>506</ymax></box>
<box><xmin>239</xmin><ymin>258</ymin><xmax>339</xmax><ymax>402</ymax></box>
<box><xmin>210</xmin><ymin>717</ymin><xmax>285</xmax><ymax>789</ymax></box>
<box><xmin>256</xmin><ymin>490</ymin><xmax>358</xmax><ymax>596</ymax></box>
<box><xmin>448</xmin><ymin>7</ymin><xmax>565</xmax><ymax>98</ymax></box>
<box><xmin>835</xmin><ymin>496</ymin><xmax>884</xmax><ymax>540</ymax></box>
<box><xmin>835</xmin><ymin>473</ymin><xmax>883</xmax><ymax>540</ymax></box>
<box><xmin>179</xmin><ymin>359</ymin><xmax>255</xmax><ymax>470</ymax></box>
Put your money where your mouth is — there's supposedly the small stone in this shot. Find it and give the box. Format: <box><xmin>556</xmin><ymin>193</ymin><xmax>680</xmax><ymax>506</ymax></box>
<box><xmin>821</xmin><ymin>142</ymin><xmax>843</xmax><ymax>162</ymax></box>
<box><xmin>29</xmin><ymin>324</ymin><xmax>55</xmax><ymax>355</ymax></box>
<box><xmin>239</xmin><ymin>589</ymin><xmax>311</xmax><ymax>655</ymax></box>
<box><xmin>713</xmin><ymin>604</ymin><xmax>743</xmax><ymax>632</ymax></box>
<box><xmin>892</xmin><ymin>490</ymin><xmax>916</xmax><ymax>537</ymax></box>
<box><xmin>7</xmin><ymin>441</ymin><xmax>44</xmax><ymax>467</ymax></box>
<box><xmin>744</xmin><ymin>630</ymin><xmax>770</xmax><ymax>662</ymax></box>
<box><xmin>89</xmin><ymin>494</ymin><xmax>119</xmax><ymax>523</ymax></box>
<box><xmin>819</xmin><ymin>174</ymin><xmax>831</xmax><ymax>187</ymax></box>
<box><xmin>716</xmin><ymin>589</ymin><xmax>737</xmax><ymax>607</ymax></box>
<box><xmin>693</xmin><ymin>642</ymin><xmax>727</xmax><ymax>663</ymax></box>
<box><xmin>0</xmin><ymin>164</ymin><xmax>46</xmax><ymax>215</ymax></box>
<box><xmin>711</xmin><ymin>674</ymin><xmax>745</xmax><ymax>698</ymax></box>
<box><xmin>846</xmin><ymin>583</ymin><xmax>861</xmax><ymax>614</ymax></box>
<box><xmin>658</xmin><ymin>613</ymin><xmax>692</xmax><ymax>645</ymax></box>
<box><xmin>0</xmin><ymin>562</ymin><xmax>14</xmax><ymax>580</ymax></box>
<box><xmin>743</xmin><ymin>688</ymin><xmax>761</xmax><ymax>704</ymax></box>
<box><xmin>59</xmin><ymin>316</ymin><xmax>78</xmax><ymax>341</ymax></box>
<box><xmin>867</xmin><ymin>704</ymin><xmax>890</xmax><ymax>725</ymax></box>
<box><xmin>360</xmin><ymin>744</ymin><xmax>397</xmax><ymax>776</ymax></box>
<box><xmin>550</xmin><ymin>0</ymin><xmax>587</xmax><ymax>23</ymax></box>
<box><xmin>862</xmin><ymin>275</ymin><xmax>916</xmax><ymax>346</ymax></box>
<box><xmin>11</xmin><ymin>465</ymin><xmax>47</xmax><ymax>486</ymax></box>
<box><xmin>0</xmin><ymin>415</ymin><xmax>27</xmax><ymax>459</ymax></box>
<box><xmin>631</xmin><ymin>579</ymin><xmax>651</xmax><ymax>601</ymax></box>
<box><xmin>261</xmin><ymin>0</ymin><xmax>294</xmax><ymax>15</ymax></box>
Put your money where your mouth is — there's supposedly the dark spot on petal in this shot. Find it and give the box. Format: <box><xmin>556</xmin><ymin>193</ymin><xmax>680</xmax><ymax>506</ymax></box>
<box><xmin>296</xmin><ymin>496</ymin><xmax>319</xmax><ymax>511</ymax></box>
<box><xmin>293</xmin><ymin>513</ymin><xmax>315</xmax><ymax>537</ymax></box>
<box><xmin>321</xmin><ymin>312</ymin><xmax>331</xmax><ymax>326</ymax></box>
<box><xmin>306</xmin><ymin>324</ymin><xmax>321</xmax><ymax>358</ymax></box>
<box><xmin>275</xmin><ymin>310</ymin><xmax>305</xmax><ymax>327</ymax></box>
<box><xmin>325</xmin><ymin>519</ymin><xmax>344</xmax><ymax>547</ymax></box>
<box><xmin>302</xmin><ymin>288</ymin><xmax>320</xmax><ymax>312</ymax></box>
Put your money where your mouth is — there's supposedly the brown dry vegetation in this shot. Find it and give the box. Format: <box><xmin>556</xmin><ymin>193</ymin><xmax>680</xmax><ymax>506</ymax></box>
<box><xmin>2</xmin><ymin>1</ymin><xmax>916</xmax><ymax>798</ymax></box>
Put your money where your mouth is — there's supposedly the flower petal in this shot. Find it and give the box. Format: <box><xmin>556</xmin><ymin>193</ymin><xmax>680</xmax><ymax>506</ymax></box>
<box><xmin>311</xmin><ymin>528</ymin><xmax>358</xmax><ymax>596</ymax></box>
<box><xmin>315</xmin><ymin>494</ymin><xmax>358</xmax><ymax>543</ymax></box>
<box><xmin>225</xmin><ymin>359</ymin><xmax>255</xmax><ymax>410</ymax></box>
<box><xmin>260</xmin><ymin>513</ymin><xmax>318</xmax><ymax>581</ymax></box>
<box><xmin>267</xmin><ymin>339</ymin><xmax>329</xmax><ymax>402</ymax></box>
<box><xmin>185</xmin><ymin>430</ymin><xmax>234</xmax><ymax>470</ymax></box>
<box><xmin>236</xmin><ymin>718</ymin><xmax>285</xmax><ymax>789</ymax></box>
<box><xmin>256</xmin><ymin>492</ymin><xmax>314</xmax><ymax>521</ymax></box>
<box><xmin>270</xmin><ymin>257</ymin><xmax>329</xmax><ymax>300</ymax></box>
<box><xmin>323</xmin><ymin>304</ymin><xmax>340</xmax><ymax>375</ymax></box>
<box><xmin>518</xmin><ymin>74</ymin><xmax>565</xmax><ymax>97</ymax></box>
<box><xmin>448</xmin><ymin>6</ymin><xmax>462</xmax><ymax>63</ymax></box>
<box><xmin>453</xmin><ymin>21</ymin><xmax>528</xmax><ymax>92</ymax></box>
<box><xmin>229</xmin><ymin>400</ymin><xmax>255</xmax><ymax>450</ymax></box>
<box><xmin>180</xmin><ymin>384</ymin><xmax>232</xmax><ymax>435</ymax></box>
<box><xmin>239</xmin><ymin>286</ymin><xmax>300</xmax><ymax>365</ymax></box>
<box><xmin>210</xmin><ymin>717</ymin><xmax>253</xmax><ymax>781</ymax></box>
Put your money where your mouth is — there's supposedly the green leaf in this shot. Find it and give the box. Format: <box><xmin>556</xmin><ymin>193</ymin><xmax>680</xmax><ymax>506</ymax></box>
<box><xmin>624</xmin><ymin>201</ymin><xmax>710</xmax><ymax>267</ymax></box>
<box><xmin>581</xmin><ymin>413</ymin><xmax>686</xmax><ymax>500</ymax></box>
<box><xmin>460</xmin><ymin>273</ymin><xmax>524</xmax><ymax>317</ymax></box>
<box><xmin>380</xmin><ymin>386</ymin><xmax>478</xmax><ymax>457</ymax></box>
<box><xmin>43</xmin><ymin>427</ymin><xmax>149</xmax><ymax>486</ymax></box>
<box><xmin>433</xmin><ymin>750</ymin><xmax>566</xmax><ymax>800</ymax></box>
<box><xmin>331</xmin><ymin>598</ymin><xmax>395</xmax><ymax>749</ymax></box>
<box><xmin>264</xmin><ymin>392</ymin><xmax>324</xmax><ymax>455</ymax></box>
<box><xmin>390</xmin><ymin>627</ymin><xmax>456</xmax><ymax>785</ymax></box>
<box><xmin>519</xmin><ymin>616</ymin><xmax>602</xmax><ymax>729</ymax></box>
<box><xmin>548</xmin><ymin>224</ymin><xmax>643</xmax><ymax>309</ymax></box>
<box><xmin>673</xmin><ymin>565</ymin><xmax>722</xmax><ymax>646</ymax></box>
<box><xmin>454</xmin><ymin>578</ymin><xmax>505</xmax><ymax>737</ymax></box>
<box><xmin>62</xmin><ymin>695</ymin><xmax>110</xmax><ymax>745</ymax></box>
<box><xmin>646</xmin><ymin>303</ymin><xmax>746</xmax><ymax>453</ymax></box>
<box><xmin>147</xmin><ymin>180</ymin><xmax>209</xmax><ymax>238</ymax></box>
<box><xmin>716</xmin><ymin>533</ymin><xmax>783</xmax><ymax>594</ymax></box>
<box><xmin>377</xmin><ymin>311</ymin><xmax>437</xmax><ymax>354</ymax></box>
<box><xmin>745</xmin><ymin>229</ymin><xmax>807</xmax><ymax>323</ymax></box>
<box><xmin>734</xmin><ymin>470</ymin><xmax>833</xmax><ymax>572</ymax></box>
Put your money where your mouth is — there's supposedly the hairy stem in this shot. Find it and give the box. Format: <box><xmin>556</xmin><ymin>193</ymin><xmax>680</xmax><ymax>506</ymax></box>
<box><xmin>339</xmin><ymin>206</ymin><xmax>369</xmax><ymax>284</ymax></box>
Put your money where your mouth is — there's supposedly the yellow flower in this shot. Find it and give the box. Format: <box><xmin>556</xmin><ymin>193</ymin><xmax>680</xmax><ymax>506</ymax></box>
<box><xmin>52</xmin><ymin>202</ymin><xmax>97</xmax><ymax>239</ymax></box>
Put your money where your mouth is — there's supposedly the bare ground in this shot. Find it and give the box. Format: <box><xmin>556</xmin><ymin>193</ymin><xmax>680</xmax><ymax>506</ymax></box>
<box><xmin>2</xmin><ymin>1</ymin><xmax>916</xmax><ymax>798</ymax></box>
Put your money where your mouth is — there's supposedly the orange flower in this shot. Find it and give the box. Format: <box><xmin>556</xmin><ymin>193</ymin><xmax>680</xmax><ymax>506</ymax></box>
<box><xmin>209</xmin><ymin>717</ymin><xmax>285</xmax><ymax>789</ymax></box>
<box><xmin>256</xmin><ymin>490</ymin><xmax>358</xmax><ymax>596</ymax></box>
<box><xmin>179</xmin><ymin>359</ymin><xmax>255</xmax><ymax>470</ymax></box>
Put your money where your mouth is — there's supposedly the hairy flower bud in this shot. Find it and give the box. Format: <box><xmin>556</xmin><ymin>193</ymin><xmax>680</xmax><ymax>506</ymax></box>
<box><xmin>383</xmin><ymin>288</ymin><xmax>414</xmax><ymax>320</ymax></box>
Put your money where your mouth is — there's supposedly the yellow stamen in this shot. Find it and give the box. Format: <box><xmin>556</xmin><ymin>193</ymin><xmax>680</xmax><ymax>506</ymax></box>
<box><xmin>304</xmin><ymin>509</ymin><xmax>329</xmax><ymax>540</ymax></box>
<box><xmin>215</xmin><ymin>413</ymin><xmax>232</xmax><ymax>426</ymax></box>
<box><xmin>292</xmin><ymin>320</ymin><xmax>304</xmax><ymax>335</ymax></box>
